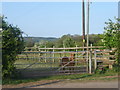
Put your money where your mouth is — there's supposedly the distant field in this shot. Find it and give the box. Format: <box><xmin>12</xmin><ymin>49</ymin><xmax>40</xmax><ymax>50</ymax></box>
<box><xmin>14</xmin><ymin>52</ymin><xmax>87</xmax><ymax>78</ymax></box>
<box><xmin>15</xmin><ymin>52</ymin><xmax>87</xmax><ymax>68</ymax></box>
<box><xmin>15</xmin><ymin>50</ymin><xmax>114</xmax><ymax>78</ymax></box>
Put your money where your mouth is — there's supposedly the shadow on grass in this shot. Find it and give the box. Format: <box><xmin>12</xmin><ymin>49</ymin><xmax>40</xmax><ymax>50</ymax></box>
<box><xmin>3</xmin><ymin>73</ymin><xmax>93</xmax><ymax>85</ymax></box>
<box><xmin>2</xmin><ymin>75</ymin><xmax>51</xmax><ymax>85</ymax></box>
<box><xmin>3</xmin><ymin>68</ymin><xmax>118</xmax><ymax>85</ymax></box>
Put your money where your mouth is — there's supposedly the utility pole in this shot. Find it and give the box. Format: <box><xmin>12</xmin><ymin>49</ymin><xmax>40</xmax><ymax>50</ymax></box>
<box><xmin>86</xmin><ymin>0</ymin><xmax>90</xmax><ymax>73</ymax></box>
<box><xmin>82</xmin><ymin>0</ymin><xmax>85</xmax><ymax>50</ymax></box>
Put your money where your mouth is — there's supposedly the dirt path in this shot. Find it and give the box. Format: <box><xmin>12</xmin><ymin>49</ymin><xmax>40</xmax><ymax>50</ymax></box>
<box><xmin>3</xmin><ymin>76</ymin><xmax>119</xmax><ymax>88</ymax></box>
<box><xmin>33</xmin><ymin>80</ymin><xmax>118</xmax><ymax>88</ymax></box>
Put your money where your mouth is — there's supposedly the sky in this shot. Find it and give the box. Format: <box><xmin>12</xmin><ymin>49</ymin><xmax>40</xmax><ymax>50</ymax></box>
<box><xmin>2</xmin><ymin>2</ymin><xmax>118</xmax><ymax>38</ymax></box>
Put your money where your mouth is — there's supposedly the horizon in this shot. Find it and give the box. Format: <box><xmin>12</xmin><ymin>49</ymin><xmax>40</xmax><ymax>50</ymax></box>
<box><xmin>23</xmin><ymin>33</ymin><xmax>103</xmax><ymax>38</ymax></box>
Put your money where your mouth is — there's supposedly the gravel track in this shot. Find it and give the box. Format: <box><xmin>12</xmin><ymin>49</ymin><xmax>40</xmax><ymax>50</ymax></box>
<box><xmin>33</xmin><ymin>80</ymin><xmax>118</xmax><ymax>88</ymax></box>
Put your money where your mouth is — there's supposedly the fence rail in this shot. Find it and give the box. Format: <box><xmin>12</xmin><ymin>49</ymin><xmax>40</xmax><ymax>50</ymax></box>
<box><xmin>25</xmin><ymin>46</ymin><xmax>105</xmax><ymax>50</ymax></box>
<box><xmin>15</xmin><ymin>46</ymin><xmax>116</xmax><ymax>78</ymax></box>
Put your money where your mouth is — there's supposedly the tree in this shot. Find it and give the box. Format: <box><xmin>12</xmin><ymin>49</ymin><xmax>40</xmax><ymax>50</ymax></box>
<box><xmin>63</xmin><ymin>37</ymin><xmax>75</xmax><ymax>47</ymax></box>
<box><xmin>55</xmin><ymin>34</ymin><xmax>76</xmax><ymax>48</ymax></box>
<box><xmin>34</xmin><ymin>40</ymin><xmax>54</xmax><ymax>48</ymax></box>
<box><xmin>25</xmin><ymin>37</ymin><xmax>35</xmax><ymax>47</ymax></box>
<box><xmin>1</xmin><ymin>16</ymin><xmax>24</xmax><ymax>79</ymax></box>
<box><xmin>72</xmin><ymin>34</ymin><xmax>83</xmax><ymax>47</ymax></box>
<box><xmin>103</xmin><ymin>18</ymin><xmax>120</xmax><ymax>49</ymax></box>
<box><xmin>103</xmin><ymin>18</ymin><xmax>120</xmax><ymax>68</ymax></box>
<box><xmin>89</xmin><ymin>34</ymin><xmax>104</xmax><ymax>46</ymax></box>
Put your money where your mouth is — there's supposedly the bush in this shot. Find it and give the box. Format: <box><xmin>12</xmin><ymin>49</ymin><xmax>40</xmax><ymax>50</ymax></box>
<box><xmin>95</xmin><ymin>66</ymin><xmax>109</xmax><ymax>74</ymax></box>
<box><xmin>112</xmin><ymin>64</ymin><xmax>119</xmax><ymax>72</ymax></box>
<box><xmin>1</xmin><ymin>16</ymin><xmax>24</xmax><ymax>79</ymax></box>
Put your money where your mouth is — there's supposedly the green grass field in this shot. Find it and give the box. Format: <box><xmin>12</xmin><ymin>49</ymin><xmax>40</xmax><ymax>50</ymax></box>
<box><xmin>15</xmin><ymin>52</ymin><xmax>87</xmax><ymax>70</ymax></box>
<box><xmin>14</xmin><ymin>52</ymin><xmax>88</xmax><ymax>80</ymax></box>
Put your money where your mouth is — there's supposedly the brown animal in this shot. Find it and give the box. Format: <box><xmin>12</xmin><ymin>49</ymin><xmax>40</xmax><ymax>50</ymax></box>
<box><xmin>60</xmin><ymin>53</ymin><xmax>75</xmax><ymax>73</ymax></box>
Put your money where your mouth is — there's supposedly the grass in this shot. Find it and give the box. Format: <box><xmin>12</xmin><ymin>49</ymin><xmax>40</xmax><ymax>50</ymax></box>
<box><xmin>3</xmin><ymin>69</ymin><xmax>118</xmax><ymax>85</ymax></box>
<box><xmin>15</xmin><ymin>54</ymin><xmax>87</xmax><ymax>70</ymax></box>
<box><xmin>2</xmin><ymin>74</ymin><xmax>92</xmax><ymax>85</ymax></box>
<box><xmin>4</xmin><ymin>52</ymin><xmax>117</xmax><ymax>85</ymax></box>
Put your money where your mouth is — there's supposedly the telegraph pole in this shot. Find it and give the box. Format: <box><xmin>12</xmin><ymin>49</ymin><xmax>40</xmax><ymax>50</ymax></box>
<box><xmin>82</xmin><ymin>0</ymin><xmax>85</xmax><ymax>50</ymax></box>
<box><xmin>86</xmin><ymin>0</ymin><xmax>91</xmax><ymax>73</ymax></box>
<box><xmin>87</xmin><ymin>0</ymin><xmax>90</xmax><ymax>52</ymax></box>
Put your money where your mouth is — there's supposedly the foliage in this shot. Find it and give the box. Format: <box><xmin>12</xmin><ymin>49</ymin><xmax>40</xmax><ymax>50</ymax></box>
<box><xmin>112</xmin><ymin>64</ymin><xmax>120</xmax><ymax>72</ymax></box>
<box><xmin>94</xmin><ymin>66</ymin><xmax>109</xmax><ymax>74</ymax></box>
<box><xmin>1</xmin><ymin>16</ymin><xmax>24</xmax><ymax>79</ymax></box>
<box><xmin>24</xmin><ymin>37</ymin><xmax>35</xmax><ymax>47</ymax></box>
<box><xmin>103</xmin><ymin>18</ymin><xmax>120</xmax><ymax>65</ymax></box>
<box><xmin>34</xmin><ymin>40</ymin><xmax>54</xmax><ymax>48</ymax></box>
<box><xmin>55</xmin><ymin>34</ymin><xmax>71</xmax><ymax>48</ymax></box>
<box><xmin>34</xmin><ymin>40</ymin><xmax>46</xmax><ymax>48</ymax></box>
<box><xmin>89</xmin><ymin>34</ymin><xmax>104</xmax><ymax>46</ymax></box>
<box><xmin>94</xmin><ymin>64</ymin><xmax>119</xmax><ymax>75</ymax></box>
<box><xmin>116</xmin><ymin>27</ymin><xmax>120</xmax><ymax>69</ymax></box>
<box><xmin>103</xmin><ymin>18</ymin><xmax>120</xmax><ymax>49</ymax></box>
<box><xmin>24</xmin><ymin>37</ymin><xmax>57</xmax><ymax>43</ymax></box>
<box><xmin>63</xmin><ymin>36</ymin><xmax>75</xmax><ymax>47</ymax></box>
<box><xmin>24</xmin><ymin>37</ymin><xmax>57</xmax><ymax>47</ymax></box>
<box><xmin>32</xmin><ymin>34</ymin><xmax>103</xmax><ymax>49</ymax></box>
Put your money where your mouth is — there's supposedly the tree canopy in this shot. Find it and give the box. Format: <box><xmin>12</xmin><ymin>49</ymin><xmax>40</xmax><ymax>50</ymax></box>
<box><xmin>103</xmin><ymin>18</ymin><xmax>120</xmax><ymax>66</ymax></box>
<box><xmin>32</xmin><ymin>34</ymin><xmax>103</xmax><ymax>49</ymax></box>
<box><xmin>103</xmin><ymin>18</ymin><xmax>120</xmax><ymax>49</ymax></box>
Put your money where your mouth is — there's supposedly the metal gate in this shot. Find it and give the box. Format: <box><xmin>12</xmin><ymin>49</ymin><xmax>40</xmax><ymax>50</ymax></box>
<box><xmin>15</xmin><ymin>51</ymin><xmax>88</xmax><ymax>78</ymax></box>
<box><xmin>15</xmin><ymin>46</ymin><xmax>115</xmax><ymax>78</ymax></box>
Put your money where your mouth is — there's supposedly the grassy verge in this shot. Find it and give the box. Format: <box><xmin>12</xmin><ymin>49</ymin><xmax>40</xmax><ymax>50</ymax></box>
<box><xmin>3</xmin><ymin>69</ymin><xmax>118</xmax><ymax>85</ymax></box>
<box><xmin>2</xmin><ymin>74</ymin><xmax>91</xmax><ymax>85</ymax></box>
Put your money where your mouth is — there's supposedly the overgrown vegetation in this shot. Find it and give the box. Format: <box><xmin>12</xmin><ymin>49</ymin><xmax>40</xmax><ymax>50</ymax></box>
<box><xmin>103</xmin><ymin>18</ymin><xmax>120</xmax><ymax>72</ymax></box>
<box><xmin>1</xmin><ymin>16</ymin><xmax>24</xmax><ymax>79</ymax></box>
<box><xmin>103</xmin><ymin>18</ymin><xmax>120</xmax><ymax>49</ymax></box>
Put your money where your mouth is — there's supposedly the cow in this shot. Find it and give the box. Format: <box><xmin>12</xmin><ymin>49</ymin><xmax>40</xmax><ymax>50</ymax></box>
<box><xmin>59</xmin><ymin>53</ymin><xmax>75</xmax><ymax>73</ymax></box>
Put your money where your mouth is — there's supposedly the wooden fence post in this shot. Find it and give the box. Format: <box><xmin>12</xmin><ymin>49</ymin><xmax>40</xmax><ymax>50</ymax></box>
<box><xmin>89</xmin><ymin>50</ymin><xmax>92</xmax><ymax>74</ymax></box>
<box><xmin>90</xmin><ymin>44</ymin><xmax>92</xmax><ymax>51</ymax></box>
<box><xmin>59</xmin><ymin>53</ymin><xmax>62</xmax><ymax>63</ymax></box>
<box><xmin>53</xmin><ymin>46</ymin><xmax>55</xmax><ymax>63</ymax></box>
<box><xmin>94</xmin><ymin>50</ymin><xmax>97</xmax><ymax>70</ymax></box>
<box><xmin>38</xmin><ymin>47</ymin><xmax>41</xmax><ymax>62</ymax></box>
<box><xmin>76</xmin><ymin>45</ymin><xmax>78</xmax><ymax>65</ymax></box>
<box><xmin>45</xmin><ymin>46</ymin><xmax>47</xmax><ymax>63</ymax></box>
<box><xmin>50</xmin><ymin>51</ymin><xmax>52</xmax><ymax>69</ymax></box>
<box><xmin>76</xmin><ymin>45</ymin><xmax>78</xmax><ymax>54</ymax></box>
<box><xmin>63</xmin><ymin>44</ymin><xmax>65</xmax><ymax>57</ymax></box>
<box><xmin>86</xmin><ymin>50</ymin><xmax>89</xmax><ymax>73</ymax></box>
